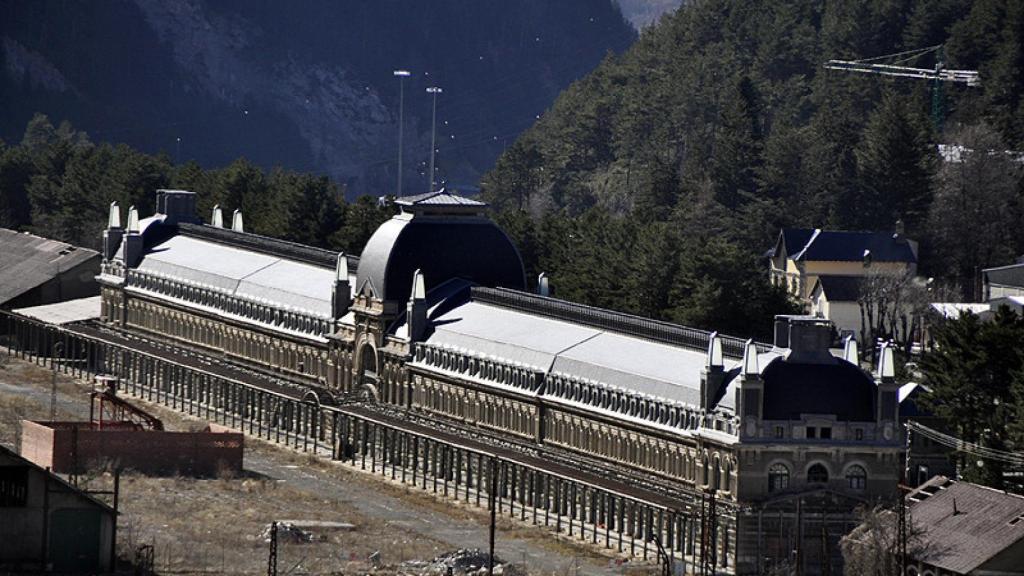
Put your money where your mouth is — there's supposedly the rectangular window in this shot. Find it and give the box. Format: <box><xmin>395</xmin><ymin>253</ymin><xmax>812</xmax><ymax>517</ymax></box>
<box><xmin>0</xmin><ymin>467</ymin><xmax>29</xmax><ymax>507</ymax></box>
<box><xmin>855</xmin><ymin>428</ymin><xmax>864</xmax><ymax>441</ymax></box>
<box><xmin>806</xmin><ymin>426</ymin><xmax>816</xmax><ymax>439</ymax></box>
<box><xmin>820</xmin><ymin>427</ymin><xmax>832</xmax><ymax>439</ymax></box>
<box><xmin>774</xmin><ymin>426</ymin><xmax>784</xmax><ymax>439</ymax></box>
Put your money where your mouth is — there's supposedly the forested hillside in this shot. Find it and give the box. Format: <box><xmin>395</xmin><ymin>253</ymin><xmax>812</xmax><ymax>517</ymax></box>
<box><xmin>0</xmin><ymin>114</ymin><xmax>394</xmax><ymax>258</ymax></box>
<box><xmin>0</xmin><ymin>0</ymin><xmax>635</xmax><ymax>196</ymax></box>
<box><xmin>482</xmin><ymin>0</ymin><xmax>1024</xmax><ymax>334</ymax></box>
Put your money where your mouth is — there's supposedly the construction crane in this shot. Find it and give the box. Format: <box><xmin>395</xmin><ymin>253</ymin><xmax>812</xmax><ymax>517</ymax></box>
<box><xmin>825</xmin><ymin>44</ymin><xmax>981</xmax><ymax>129</ymax></box>
<box><xmin>825</xmin><ymin>45</ymin><xmax>980</xmax><ymax>87</ymax></box>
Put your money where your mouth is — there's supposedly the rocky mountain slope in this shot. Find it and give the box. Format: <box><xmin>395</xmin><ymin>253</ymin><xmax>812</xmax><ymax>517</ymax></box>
<box><xmin>0</xmin><ymin>0</ymin><xmax>635</xmax><ymax>196</ymax></box>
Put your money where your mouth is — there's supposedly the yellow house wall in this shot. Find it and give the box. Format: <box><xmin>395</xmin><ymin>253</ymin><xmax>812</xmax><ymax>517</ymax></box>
<box><xmin>801</xmin><ymin>261</ymin><xmax>908</xmax><ymax>276</ymax></box>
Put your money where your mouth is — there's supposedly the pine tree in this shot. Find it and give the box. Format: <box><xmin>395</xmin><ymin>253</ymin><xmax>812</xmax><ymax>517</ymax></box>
<box><xmin>854</xmin><ymin>91</ymin><xmax>936</xmax><ymax>235</ymax></box>
<box><xmin>711</xmin><ymin>75</ymin><xmax>764</xmax><ymax>210</ymax></box>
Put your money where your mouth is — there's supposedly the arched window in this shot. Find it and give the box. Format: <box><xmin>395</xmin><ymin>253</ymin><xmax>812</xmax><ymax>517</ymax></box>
<box><xmin>846</xmin><ymin>465</ymin><xmax>867</xmax><ymax>491</ymax></box>
<box><xmin>807</xmin><ymin>463</ymin><xmax>829</xmax><ymax>484</ymax></box>
<box><xmin>768</xmin><ymin>463</ymin><xmax>790</xmax><ymax>492</ymax></box>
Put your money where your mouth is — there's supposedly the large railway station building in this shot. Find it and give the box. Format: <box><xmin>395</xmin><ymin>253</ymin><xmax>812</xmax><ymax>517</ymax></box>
<box><xmin>88</xmin><ymin>189</ymin><xmax>904</xmax><ymax>574</ymax></box>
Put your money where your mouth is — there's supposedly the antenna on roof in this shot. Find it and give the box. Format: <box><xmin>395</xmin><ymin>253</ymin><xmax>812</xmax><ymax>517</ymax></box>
<box><xmin>537</xmin><ymin>272</ymin><xmax>550</xmax><ymax>297</ymax></box>
<box><xmin>232</xmin><ymin>209</ymin><xmax>244</xmax><ymax>233</ymax></box>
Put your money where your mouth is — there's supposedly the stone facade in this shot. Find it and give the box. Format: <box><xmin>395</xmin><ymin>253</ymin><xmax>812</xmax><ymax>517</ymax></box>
<box><xmin>94</xmin><ymin>190</ymin><xmax>906</xmax><ymax>574</ymax></box>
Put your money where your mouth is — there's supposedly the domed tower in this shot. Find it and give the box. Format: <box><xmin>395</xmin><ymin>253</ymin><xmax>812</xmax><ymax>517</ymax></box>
<box><xmin>354</xmin><ymin>190</ymin><xmax>525</xmax><ymax>315</ymax></box>
<box><xmin>342</xmin><ymin>190</ymin><xmax>525</xmax><ymax>398</ymax></box>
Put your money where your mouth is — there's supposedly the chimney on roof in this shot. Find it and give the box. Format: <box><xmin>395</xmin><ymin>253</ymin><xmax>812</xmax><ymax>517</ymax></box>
<box><xmin>773</xmin><ymin>316</ymin><xmax>790</xmax><ymax>348</ymax></box>
<box><xmin>155</xmin><ymin>189</ymin><xmax>198</xmax><ymax>224</ymax></box>
<box><xmin>407</xmin><ymin>269</ymin><xmax>428</xmax><ymax>342</ymax></box>
<box><xmin>332</xmin><ymin>253</ymin><xmax>351</xmax><ymax>320</ymax></box>
<box><xmin>737</xmin><ymin>339</ymin><xmax>764</xmax><ymax>434</ymax></box>
<box><xmin>211</xmin><ymin>205</ymin><xmax>224</xmax><ymax>228</ymax></box>
<box><xmin>232</xmin><ymin>209</ymin><xmax>244</xmax><ymax>232</ymax></box>
<box><xmin>537</xmin><ymin>272</ymin><xmax>550</xmax><ymax>297</ymax></box>
<box><xmin>700</xmin><ymin>332</ymin><xmax>725</xmax><ymax>412</ymax></box>
<box><xmin>876</xmin><ymin>341</ymin><xmax>899</xmax><ymax>424</ymax></box>
<box><xmin>779</xmin><ymin>316</ymin><xmax>834</xmax><ymax>364</ymax></box>
<box><xmin>123</xmin><ymin>206</ymin><xmax>144</xmax><ymax>268</ymax></box>
<box><xmin>102</xmin><ymin>202</ymin><xmax>123</xmax><ymax>261</ymax></box>
<box><xmin>843</xmin><ymin>335</ymin><xmax>859</xmax><ymax>365</ymax></box>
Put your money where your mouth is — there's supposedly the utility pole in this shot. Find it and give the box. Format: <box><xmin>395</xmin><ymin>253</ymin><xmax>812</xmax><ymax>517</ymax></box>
<box><xmin>393</xmin><ymin>70</ymin><xmax>410</xmax><ymax>197</ymax></box>
<box><xmin>488</xmin><ymin>458</ymin><xmax>497</xmax><ymax>576</ymax></box>
<box><xmin>267</xmin><ymin>521</ymin><xmax>278</xmax><ymax>576</ymax></box>
<box><xmin>896</xmin><ymin>489</ymin><xmax>908</xmax><ymax>576</ymax></box>
<box><xmin>795</xmin><ymin>498</ymin><xmax>803</xmax><ymax>576</ymax></box>
<box><xmin>426</xmin><ymin>86</ymin><xmax>443</xmax><ymax>192</ymax></box>
<box><xmin>700</xmin><ymin>489</ymin><xmax>717</xmax><ymax>575</ymax></box>
<box><xmin>50</xmin><ymin>341</ymin><xmax>63</xmax><ymax>421</ymax></box>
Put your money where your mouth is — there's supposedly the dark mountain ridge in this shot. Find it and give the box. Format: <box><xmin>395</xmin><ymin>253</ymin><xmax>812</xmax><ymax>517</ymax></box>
<box><xmin>0</xmin><ymin>0</ymin><xmax>636</xmax><ymax>197</ymax></box>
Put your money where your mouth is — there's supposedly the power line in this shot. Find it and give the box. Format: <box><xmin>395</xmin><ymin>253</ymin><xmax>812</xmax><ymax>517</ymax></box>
<box><xmin>907</xmin><ymin>421</ymin><xmax>1024</xmax><ymax>466</ymax></box>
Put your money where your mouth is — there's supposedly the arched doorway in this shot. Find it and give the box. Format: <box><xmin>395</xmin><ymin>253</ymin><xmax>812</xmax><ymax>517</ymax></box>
<box><xmin>357</xmin><ymin>344</ymin><xmax>380</xmax><ymax>402</ymax></box>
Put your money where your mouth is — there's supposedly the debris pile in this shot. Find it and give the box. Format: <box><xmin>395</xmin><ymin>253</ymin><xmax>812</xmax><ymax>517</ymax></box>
<box><xmin>260</xmin><ymin>522</ymin><xmax>315</xmax><ymax>544</ymax></box>
<box><xmin>411</xmin><ymin>548</ymin><xmax>525</xmax><ymax>575</ymax></box>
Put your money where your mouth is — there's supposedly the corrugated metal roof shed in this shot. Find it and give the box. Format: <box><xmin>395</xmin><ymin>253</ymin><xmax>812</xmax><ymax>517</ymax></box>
<box><xmin>0</xmin><ymin>228</ymin><xmax>99</xmax><ymax>305</ymax></box>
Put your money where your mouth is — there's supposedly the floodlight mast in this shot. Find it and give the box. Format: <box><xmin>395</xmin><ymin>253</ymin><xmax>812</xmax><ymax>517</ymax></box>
<box><xmin>426</xmin><ymin>86</ymin><xmax>443</xmax><ymax>192</ymax></box>
<box><xmin>393</xmin><ymin>70</ymin><xmax>411</xmax><ymax>197</ymax></box>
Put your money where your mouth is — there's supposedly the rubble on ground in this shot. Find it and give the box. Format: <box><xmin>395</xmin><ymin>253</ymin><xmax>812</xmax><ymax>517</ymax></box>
<box><xmin>397</xmin><ymin>548</ymin><xmax>526</xmax><ymax>575</ymax></box>
<box><xmin>260</xmin><ymin>521</ymin><xmax>315</xmax><ymax>544</ymax></box>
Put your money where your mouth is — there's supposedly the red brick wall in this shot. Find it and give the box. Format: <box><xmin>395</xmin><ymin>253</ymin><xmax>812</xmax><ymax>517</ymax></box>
<box><xmin>20</xmin><ymin>421</ymin><xmax>243</xmax><ymax>477</ymax></box>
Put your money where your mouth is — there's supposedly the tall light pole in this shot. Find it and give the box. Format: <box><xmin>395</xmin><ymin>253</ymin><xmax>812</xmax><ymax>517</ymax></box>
<box><xmin>393</xmin><ymin>70</ymin><xmax>410</xmax><ymax>197</ymax></box>
<box><xmin>426</xmin><ymin>86</ymin><xmax>443</xmax><ymax>192</ymax></box>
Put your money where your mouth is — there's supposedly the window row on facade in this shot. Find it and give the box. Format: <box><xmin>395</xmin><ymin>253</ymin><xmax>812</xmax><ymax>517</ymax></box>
<box><xmin>126</xmin><ymin>298</ymin><xmax>329</xmax><ymax>382</ymax></box>
<box><xmin>412</xmin><ymin>375</ymin><xmax>536</xmax><ymax>439</ymax></box>
<box><xmin>766</xmin><ymin>462</ymin><xmax>868</xmax><ymax>493</ymax></box>
<box><xmin>544</xmin><ymin>411</ymin><xmax>737</xmax><ymax>495</ymax></box>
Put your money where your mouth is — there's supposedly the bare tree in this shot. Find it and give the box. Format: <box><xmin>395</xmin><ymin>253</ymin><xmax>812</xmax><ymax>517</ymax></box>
<box><xmin>927</xmin><ymin>123</ymin><xmax>1023</xmax><ymax>301</ymax></box>
<box><xmin>858</xmin><ymin>269</ymin><xmax>929</xmax><ymax>356</ymax></box>
<box><xmin>841</xmin><ymin>504</ymin><xmax>941</xmax><ymax>576</ymax></box>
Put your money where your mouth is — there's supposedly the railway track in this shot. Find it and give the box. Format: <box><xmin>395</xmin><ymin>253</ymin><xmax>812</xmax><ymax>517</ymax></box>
<box><xmin>75</xmin><ymin>321</ymin><xmax>726</xmax><ymax>514</ymax></box>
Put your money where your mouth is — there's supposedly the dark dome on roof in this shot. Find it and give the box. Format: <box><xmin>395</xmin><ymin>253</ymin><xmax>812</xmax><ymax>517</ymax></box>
<box><xmin>356</xmin><ymin>214</ymin><xmax>525</xmax><ymax>304</ymax></box>
<box><xmin>761</xmin><ymin>356</ymin><xmax>877</xmax><ymax>421</ymax></box>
